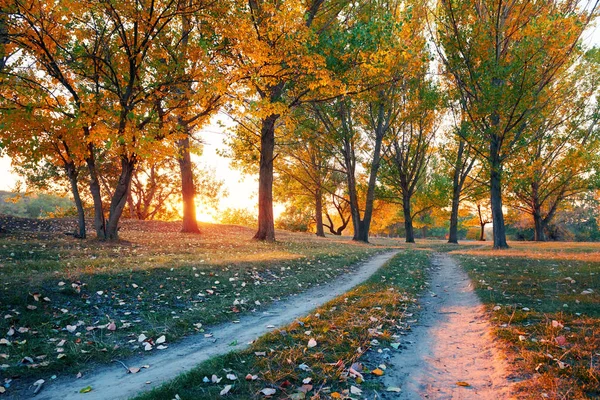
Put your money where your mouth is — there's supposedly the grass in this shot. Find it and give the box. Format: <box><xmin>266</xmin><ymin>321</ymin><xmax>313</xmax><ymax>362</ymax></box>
<box><xmin>456</xmin><ymin>242</ymin><xmax>600</xmax><ymax>399</ymax></box>
<box><xmin>0</xmin><ymin>222</ymin><xmax>392</xmax><ymax>383</ymax></box>
<box><xmin>133</xmin><ymin>249</ymin><xmax>431</xmax><ymax>400</ymax></box>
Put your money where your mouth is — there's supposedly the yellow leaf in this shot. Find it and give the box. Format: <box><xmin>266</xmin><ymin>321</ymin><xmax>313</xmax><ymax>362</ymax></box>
<box><xmin>372</xmin><ymin>368</ymin><xmax>384</xmax><ymax>376</ymax></box>
<box><xmin>456</xmin><ymin>381</ymin><xmax>470</xmax><ymax>387</ymax></box>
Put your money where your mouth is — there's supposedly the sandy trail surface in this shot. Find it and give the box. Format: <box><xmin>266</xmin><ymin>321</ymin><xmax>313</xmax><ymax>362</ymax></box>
<box><xmin>382</xmin><ymin>253</ymin><xmax>513</xmax><ymax>399</ymax></box>
<box><xmin>25</xmin><ymin>251</ymin><xmax>398</xmax><ymax>400</ymax></box>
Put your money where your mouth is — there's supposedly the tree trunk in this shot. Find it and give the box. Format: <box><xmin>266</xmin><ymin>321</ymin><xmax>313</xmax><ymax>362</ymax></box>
<box><xmin>489</xmin><ymin>140</ymin><xmax>509</xmax><ymax>248</ymax></box>
<box><xmin>105</xmin><ymin>157</ymin><xmax>136</xmax><ymax>240</ymax></box>
<box><xmin>178</xmin><ymin>135</ymin><xmax>200</xmax><ymax>233</ymax></box>
<box><xmin>403</xmin><ymin>195</ymin><xmax>415</xmax><ymax>243</ymax></box>
<box><xmin>533</xmin><ymin>210</ymin><xmax>546</xmax><ymax>241</ymax></box>
<box><xmin>314</xmin><ymin>186</ymin><xmax>325</xmax><ymax>237</ymax></box>
<box><xmin>448</xmin><ymin>184</ymin><xmax>460</xmax><ymax>244</ymax></box>
<box><xmin>480</xmin><ymin>223</ymin><xmax>486</xmax><ymax>241</ymax></box>
<box><xmin>254</xmin><ymin>114</ymin><xmax>278</xmax><ymax>241</ymax></box>
<box><xmin>85</xmin><ymin>145</ymin><xmax>106</xmax><ymax>240</ymax></box>
<box><xmin>65</xmin><ymin>163</ymin><xmax>86</xmax><ymax>239</ymax></box>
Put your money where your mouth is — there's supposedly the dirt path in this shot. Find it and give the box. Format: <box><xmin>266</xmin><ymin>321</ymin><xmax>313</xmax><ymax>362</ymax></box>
<box><xmin>26</xmin><ymin>251</ymin><xmax>398</xmax><ymax>400</ymax></box>
<box><xmin>382</xmin><ymin>253</ymin><xmax>512</xmax><ymax>399</ymax></box>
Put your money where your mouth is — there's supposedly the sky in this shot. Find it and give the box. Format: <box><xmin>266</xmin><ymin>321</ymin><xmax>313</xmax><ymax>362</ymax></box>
<box><xmin>1</xmin><ymin>23</ymin><xmax>600</xmax><ymax>221</ymax></box>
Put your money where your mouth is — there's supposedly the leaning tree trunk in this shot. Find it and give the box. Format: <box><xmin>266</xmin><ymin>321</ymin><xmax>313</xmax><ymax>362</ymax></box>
<box><xmin>66</xmin><ymin>163</ymin><xmax>86</xmax><ymax>239</ymax></box>
<box><xmin>403</xmin><ymin>195</ymin><xmax>415</xmax><ymax>243</ymax></box>
<box><xmin>178</xmin><ymin>135</ymin><xmax>200</xmax><ymax>233</ymax></box>
<box><xmin>85</xmin><ymin>144</ymin><xmax>106</xmax><ymax>240</ymax></box>
<box><xmin>254</xmin><ymin>114</ymin><xmax>278</xmax><ymax>241</ymax></box>
<box><xmin>489</xmin><ymin>140</ymin><xmax>509</xmax><ymax>249</ymax></box>
<box><xmin>314</xmin><ymin>185</ymin><xmax>325</xmax><ymax>237</ymax></box>
<box><xmin>105</xmin><ymin>156</ymin><xmax>136</xmax><ymax>240</ymax></box>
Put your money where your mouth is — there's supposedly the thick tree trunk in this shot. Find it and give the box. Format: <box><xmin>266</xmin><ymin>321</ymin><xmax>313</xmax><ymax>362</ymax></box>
<box><xmin>490</xmin><ymin>140</ymin><xmax>509</xmax><ymax>248</ymax></box>
<box><xmin>178</xmin><ymin>135</ymin><xmax>200</xmax><ymax>233</ymax></box>
<box><xmin>403</xmin><ymin>195</ymin><xmax>415</xmax><ymax>243</ymax></box>
<box><xmin>105</xmin><ymin>157</ymin><xmax>136</xmax><ymax>240</ymax></box>
<box><xmin>85</xmin><ymin>146</ymin><xmax>106</xmax><ymax>240</ymax></box>
<box><xmin>314</xmin><ymin>186</ymin><xmax>325</xmax><ymax>237</ymax></box>
<box><xmin>254</xmin><ymin>114</ymin><xmax>278</xmax><ymax>241</ymax></box>
<box><xmin>533</xmin><ymin>210</ymin><xmax>546</xmax><ymax>241</ymax></box>
<box><xmin>66</xmin><ymin>163</ymin><xmax>86</xmax><ymax>239</ymax></box>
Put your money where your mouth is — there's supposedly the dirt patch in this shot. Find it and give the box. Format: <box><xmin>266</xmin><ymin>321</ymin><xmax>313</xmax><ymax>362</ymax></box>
<box><xmin>380</xmin><ymin>253</ymin><xmax>513</xmax><ymax>399</ymax></box>
<box><xmin>19</xmin><ymin>251</ymin><xmax>398</xmax><ymax>400</ymax></box>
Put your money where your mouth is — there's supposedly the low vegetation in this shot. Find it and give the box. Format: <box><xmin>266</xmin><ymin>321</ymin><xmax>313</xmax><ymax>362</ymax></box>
<box><xmin>134</xmin><ymin>250</ymin><xmax>430</xmax><ymax>400</ymax></box>
<box><xmin>0</xmin><ymin>222</ymin><xmax>385</xmax><ymax>382</ymax></box>
<box><xmin>457</xmin><ymin>243</ymin><xmax>600</xmax><ymax>399</ymax></box>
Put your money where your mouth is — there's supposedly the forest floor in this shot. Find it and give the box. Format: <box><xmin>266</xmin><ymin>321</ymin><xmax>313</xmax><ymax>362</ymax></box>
<box><xmin>1</xmin><ymin>218</ymin><xmax>598</xmax><ymax>399</ymax></box>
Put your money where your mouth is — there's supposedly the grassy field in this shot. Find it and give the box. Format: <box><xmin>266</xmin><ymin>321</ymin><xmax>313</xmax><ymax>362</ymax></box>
<box><xmin>134</xmin><ymin>249</ymin><xmax>431</xmax><ymax>400</ymax></box>
<box><xmin>456</xmin><ymin>242</ymin><xmax>600</xmax><ymax>399</ymax></box>
<box><xmin>0</xmin><ymin>221</ymin><xmax>394</xmax><ymax>382</ymax></box>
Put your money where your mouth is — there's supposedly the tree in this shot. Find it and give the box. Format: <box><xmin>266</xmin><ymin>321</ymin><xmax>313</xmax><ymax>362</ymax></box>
<box><xmin>379</xmin><ymin>76</ymin><xmax>441</xmax><ymax>243</ymax></box>
<box><xmin>506</xmin><ymin>51</ymin><xmax>600</xmax><ymax>241</ymax></box>
<box><xmin>3</xmin><ymin>0</ymin><xmax>218</xmax><ymax>240</ymax></box>
<box><xmin>435</xmin><ymin>0</ymin><xmax>599</xmax><ymax>248</ymax></box>
<box><xmin>441</xmin><ymin>105</ymin><xmax>479</xmax><ymax>244</ymax></box>
<box><xmin>226</xmin><ymin>0</ymin><xmax>341</xmax><ymax>241</ymax></box>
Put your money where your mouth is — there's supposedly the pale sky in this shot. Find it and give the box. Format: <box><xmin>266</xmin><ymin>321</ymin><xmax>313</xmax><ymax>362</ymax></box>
<box><xmin>1</xmin><ymin>24</ymin><xmax>600</xmax><ymax>221</ymax></box>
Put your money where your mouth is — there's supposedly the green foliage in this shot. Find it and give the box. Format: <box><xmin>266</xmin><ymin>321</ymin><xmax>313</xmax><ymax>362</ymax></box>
<box><xmin>217</xmin><ymin>207</ymin><xmax>258</xmax><ymax>227</ymax></box>
<box><xmin>0</xmin><ymin>191</ymin><xmax>75</xmax><ymax>218</ymax></box>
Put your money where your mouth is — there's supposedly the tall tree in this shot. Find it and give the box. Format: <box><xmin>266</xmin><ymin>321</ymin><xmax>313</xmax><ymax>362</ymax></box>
<box><xmin>379</xmin><ymin>76</ymin><xmax>441</xmax><ymax>243</ymax></box>
<box><xmin>435</xmin><ymin>0</ymin><xmax>599</xmax><ymax>248</ymax></box>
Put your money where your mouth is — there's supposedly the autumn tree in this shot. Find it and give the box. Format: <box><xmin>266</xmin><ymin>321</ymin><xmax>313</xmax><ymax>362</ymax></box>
<box><xmin>379</xmin><ymin>75</ymin><xmax>441</xmax><ymax>243</ymax></box>
<box><xmin>505</xmin><ymin>50</ymin><xmax>600</xmax><ymax>241</ymax></box>
<box><xmin>225</xmin><ymin>0</ymin><xmax>345</xmax><ymax>241</ymax></box>
<box><xmin>3</xmin><ymin>0</ymin><xmax>221</xmax><ymax>240</ymax></box>
<box><xmin>435</xmin><ymin>0</ymin><xmax>599</xmax><ymax>248</ymax></box>
<box><xmin>441</xmin><ymin>118</ymin><xmax>478</xmax><ymax>244</ymax></box>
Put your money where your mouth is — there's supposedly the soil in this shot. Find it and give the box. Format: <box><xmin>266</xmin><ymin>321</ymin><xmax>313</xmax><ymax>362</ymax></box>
<box><xmin>379</xmin><ymin>253</ymin><xmax>513</xmax><ymax>399</ymax></box>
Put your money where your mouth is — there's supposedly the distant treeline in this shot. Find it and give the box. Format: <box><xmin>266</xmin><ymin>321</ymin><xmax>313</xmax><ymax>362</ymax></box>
<box><xmin>0</xmin><ymin>191</ymin><xmax>74</xmax><ymax>219</ymax></box>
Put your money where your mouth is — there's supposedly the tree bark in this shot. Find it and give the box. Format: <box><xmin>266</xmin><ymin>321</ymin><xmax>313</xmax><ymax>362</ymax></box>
<box><xmin>254</xmin><ymin>114</ymin><xmax>278</xmax><ymax>241</ymax></box>
<box><xmin>448</xmin><ymin>184</ymin><xmax>461</xmax><ymax>244</ymax></box>
<box><xmin>533</xmin><ymin>209</ymin><xmax>546</xmax><ymax>241</ymax></box>
<box><xmin>105</xmin><ymin>156</ymin><xmax>136</xmax><ymax>240</ymax></box>
<box><xmin>178</xmin><ymin>135</ymin><xmax>200</xmax><ymax>233</ymax></box>
<box><xmin>85</xmin><ymin>144</ymin><xmax>106</xmax><ymax>240</ymax></box>
<box><xmin>403</xmin><ymin>195</ymin><xmax>415</xmax><ymax>243</ymax></box>
<box><xmin>490</xmin><ymin>140</ymin><xmax>509</xmax><ymax>248</ymax></box>
<box><xmin>65</xmin><ymin>163</ymin><xmax>86</xmax><ymax>239</ymax></box>
<box><xmin>480</xmin><ymin>222</ymin><xmax>486</xmax><ymax>241</ymax></box>
<box><xmin>314</xmin><ymin>185</ymin><xmax>325</xmax><ymax>237</ymax></box>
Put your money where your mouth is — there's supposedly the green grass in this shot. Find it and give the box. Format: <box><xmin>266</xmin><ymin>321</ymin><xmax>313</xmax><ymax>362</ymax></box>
<box><xmin>0</xmin><ymin>223</ymin><xmax>388</xmax><ymax>381</ymax></box>
<box><xmin>457</xmin><ymin>243</ymin><xmax>600</xmax><ymax>399</ymax></box>
<box><xmin>133</xmin><ymin>249</ymin><xmax>431</xmax><ymax>400</ymax></box>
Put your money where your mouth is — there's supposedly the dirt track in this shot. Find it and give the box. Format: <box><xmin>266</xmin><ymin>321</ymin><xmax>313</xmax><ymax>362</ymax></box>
<box><xmin>382</xmin><ymin>253</ymin><xmax>513</xmax><ymax>399</ymax></box>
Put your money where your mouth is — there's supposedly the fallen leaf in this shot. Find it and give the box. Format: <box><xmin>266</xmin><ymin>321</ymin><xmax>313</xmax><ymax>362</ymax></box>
<box><xmin>107</xmin><ymin>322</ymin><xmax>116</xmax><ymax>331</ymax></box>
<box><xmin>212</xmin><ymin>374</ymin><xmax>222</xmax><ymax>383</ymax></box>
<box><xmin>260</xmin><ymin>388</ymin><xmax>276</xmax><ymax>396</ymax></box>
<box><xmin>128</xmin><ymin>367</ymin><xmax>140</xmax><ymax>374</ymax></box>
<box><xmin>372</xmin><ymin>368</ymin><xmax>384</xmax><ymax>376</ymax></box>
<box><xmin>79</xmin><ymin>386</ymin><xmax>92</xmax><ymax>393</ymax></box>
<box><xmin>226</xmin><ymin>374</ymin><xmax>237</xmax><ymax>381</ymax></box>
<box><xmin>156</xmin><ymin>335</ymin><xmax>166</xmax><ymax>344</ymax></box>
<box><xmin>245</xmin><ymin>374</ymin><xmax>258</xmax><ymax>381</ymax></box>
<box><xmin>307</xmin><ymin>338</ymin><xmax>317</xmax><ymax>348</ymax></box>
<box><xmin>555</xmin><ymin>336</ymin><xmax>567</xmax><ymax>346</ymax></box>
<box><xmin>456</xmin><ymin>381</ymin><xmax>470</xmax><ymax>387</ymax></box>
<box><xmin>220</xmin><ymin>385</ymin><xmax>232</xmax><ymax>396</ymax></box>
<box><xmin>386</xmin><ymin>386</ymin><xmax>401</xmax><ymax>392</ymax></box>
<box><xmin>350</xmin><ymin>386</ymin><xmax>362</xmax><ymax>395</ymax></box>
